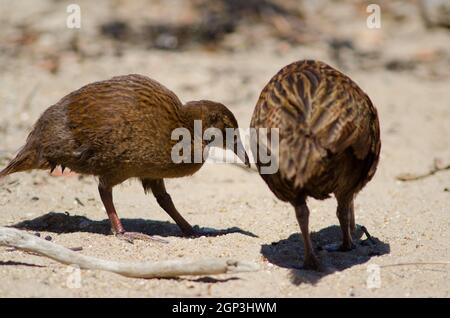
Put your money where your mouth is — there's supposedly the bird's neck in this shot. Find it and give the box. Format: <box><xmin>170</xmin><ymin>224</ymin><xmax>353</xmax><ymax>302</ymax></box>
<box><xmin>181</xmin><ymin>102</ymin><xmax>209</xmax><ymax>134</ymax></box>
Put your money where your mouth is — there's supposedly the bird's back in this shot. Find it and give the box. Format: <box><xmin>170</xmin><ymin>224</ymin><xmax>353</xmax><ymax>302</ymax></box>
<box><xmin>251</xmin><ymin>60</ymin><xmax>380</xmax><ymax>202</ymax></box>
<box><xmin>28</xmin><ymin>74</ymin><xmax>186</xmax><ymax>177</ymax></box>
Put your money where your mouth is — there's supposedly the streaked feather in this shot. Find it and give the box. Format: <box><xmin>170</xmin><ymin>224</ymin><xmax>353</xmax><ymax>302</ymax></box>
<box><xmin>251</xmin><ymin>60</ymin><xmax>381</xmax><ymax>202</ymax></box>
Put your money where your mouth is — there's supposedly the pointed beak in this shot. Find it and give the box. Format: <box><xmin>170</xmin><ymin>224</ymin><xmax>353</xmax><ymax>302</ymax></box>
<box><xmin>244</xmin><ymin>152</ymin><xmax>251</xmax><ymax>168</ymax></box>
<box><xmin>233</xmin><ymin>135</ymin><xmax>251</xmax><ymax>168</ymax></box>
<box><xmin>239</xmin><ymin>150</ymin><xmax>251</xmax><ymax>168</ymax></box>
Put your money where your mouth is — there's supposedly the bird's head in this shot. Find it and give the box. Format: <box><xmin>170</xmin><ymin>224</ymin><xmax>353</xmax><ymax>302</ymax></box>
<box><xmin>184</xmin><ymin>100</ymin><xmax>250</xmax><ymax>167</ymax></box>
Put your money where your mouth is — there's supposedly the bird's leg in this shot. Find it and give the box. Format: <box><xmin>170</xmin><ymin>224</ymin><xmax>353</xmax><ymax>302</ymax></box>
<box><xmin>144</xmin><ymin>179</ymin><xmax>195</xmax><ymax>236</ymax></box>
<box><xmin>98</xmin><ymin>185</ymin><xmax>124</xmax><ymax>234</ymax></box>
<box><xmin>156</xmin><ymin>193</ymin><xmax>195</xmax><ymax>236</ymax></box>
<box><xmin>336</xmin><ymin>197</ymin><xmax>356</xmax><ymax>251</ymax></box>
<box><xmin>342</xmin><ymin>197</ymin><xmax>375</xmax><ymax>245</ymax></box>
<box><xmin>294</xmin><ymin>201</ymin><xmax>320</xmax><ymax>270</ymax></box>
<box><xmin>98</xmin><ymin>184</ymin><xmax>167</xmax><ymax>243</ymax></box>
<box><xmin>349</xmin><ymin>199</ymin><xmax>356</xmax><ymax>235</ymax></box>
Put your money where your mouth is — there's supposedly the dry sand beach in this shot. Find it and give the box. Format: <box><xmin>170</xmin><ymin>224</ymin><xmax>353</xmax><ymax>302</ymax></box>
<box><xmin>0</xmin><ymin>0</ymin><xmax>449</xmax><ymax>297</ymax></box>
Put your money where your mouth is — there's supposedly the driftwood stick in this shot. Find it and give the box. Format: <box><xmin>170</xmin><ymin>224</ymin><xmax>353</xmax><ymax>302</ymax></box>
<box><xmin>0</xmin><ymin>227</ymin><xmax>258</xmax><ymax>278</ymax></box>
<box><xmin>380</xmin><ymin>262</ymin><xmax>450</xmax><ymax>268</ymax></box>
<box><xmin>396</xmin><ymin>159</ymin><xmax>450</xmax><ymax>182</ymax></box>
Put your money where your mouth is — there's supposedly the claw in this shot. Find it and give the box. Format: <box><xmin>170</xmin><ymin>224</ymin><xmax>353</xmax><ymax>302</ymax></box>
<box><xmin>302</xmin><ymin>255</ymin><xmax>321</xmax><ymax>270</ymax></box>
<box><xmin>360</xmin><ymin>225</ymin><xmax>376</xmax><ymax>244</ymax></box>
<box><xmin>322</xmin><ymin>242</ymin><xmax>356</xmax><ymax>252</ymax></box>
<box><xmin>116</xmin><ymin>232</ymin><xmax>169</xmax><ymax>244</ymax></box>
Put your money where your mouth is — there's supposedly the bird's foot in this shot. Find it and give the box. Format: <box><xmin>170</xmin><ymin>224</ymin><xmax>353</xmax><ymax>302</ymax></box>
<box><xmin>359</xmin><ymin>225</ymin><xmax>376</xmax><ymax>243</ymax></box>
<box><xmin>302</xmin><ymin>255</ymin><xmax>321</xmax><ymax>271</ymax></box>
<box><xmin>188</xmin><ymin>225</ymin><xmax>217</xmax><ymax>237</ymax></box>
<box><xmin>354</xmin><ymin>225</ymin><xmax>377</xmax><ymax>246</ymax></box>
<box><xmin>188</xmin><ymin>225</ymin><xmax>234</xmax><ymax>238</ymax></box>
<box><xmin>322</xmin><ymin>241</ymin><xmax>356</xmax><ymax>252</ymax></box>
<box><xmin>339</xmin><ymin>241</ymin><xmax>356</xmax><ymax>251</ymax></box>
<box><xmin>180</xmin><ymin>225</ymin><xmax>197</xmax><ymax>237</ymax></box>
<box><xmin>116</xmin><ymin>232</ymin><xmax>169</xmax><ymax>244</ymax></box>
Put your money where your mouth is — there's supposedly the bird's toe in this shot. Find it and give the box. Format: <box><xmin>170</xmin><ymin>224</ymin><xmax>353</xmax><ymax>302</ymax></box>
<box><xmin>116</xmin><ymin>232</ymin><xmax>169</xmax><ymax>244</ymax></box>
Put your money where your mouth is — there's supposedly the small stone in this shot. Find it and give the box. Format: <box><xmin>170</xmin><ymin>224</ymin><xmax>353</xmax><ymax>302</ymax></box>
<box><xmin>45</xmin><ymin>236</ymin><xmax>52</xmax><ymax>241</ymax></box>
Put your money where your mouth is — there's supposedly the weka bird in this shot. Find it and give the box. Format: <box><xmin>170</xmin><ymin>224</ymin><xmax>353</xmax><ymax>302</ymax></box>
<box><xmin>0</xmin><ymin>74</ymin><xmax>249</xmax><ymax>242</ymax></box>
<box><xmin>250</xmin><ymin>60</ymin><xmax>381</xmax><ymax>270</ymax></box>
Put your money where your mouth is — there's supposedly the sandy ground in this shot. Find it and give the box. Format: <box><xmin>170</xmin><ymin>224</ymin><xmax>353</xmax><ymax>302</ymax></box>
<box><xmin>0</xmin><ymin>0</ymin><xmax>449</xmax><ymax>297</ymax></box>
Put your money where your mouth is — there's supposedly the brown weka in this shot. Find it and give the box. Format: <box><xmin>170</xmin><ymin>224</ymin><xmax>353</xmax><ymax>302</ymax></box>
<box><xmin>250</xmin><ymin>60</ymin><xmax>381</xmax><ymax>270</ymax></box>
<box><xmin>0</xmin><ymin>74</ymin><xmax>249</xmax><ymax>242</ymax></box>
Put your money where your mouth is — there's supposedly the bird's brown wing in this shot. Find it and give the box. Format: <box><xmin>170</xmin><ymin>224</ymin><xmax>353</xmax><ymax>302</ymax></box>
<box><xmin>252</xmin><ymin>60</ymin><xmax>380</xmax><ymax>192</ymax></box>
<box><xmin>52</xmin><ymin>74</ymin><xmax>184</xmax><ymax>172</ymax></box>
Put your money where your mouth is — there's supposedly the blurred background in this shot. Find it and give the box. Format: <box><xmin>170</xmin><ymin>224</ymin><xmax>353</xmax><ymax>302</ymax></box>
<box><xmin>0</xmin><ymin>0</ymin><xmax>450</xmax><ymax>297</ymax></box>
<box><xmin>1</xmin><ymin>0</ymin><xmax>449</xmax><ymax>166</ymax></box>
<box><xmin>0</xmin><ymin>0</ymin><xmax>449</xmax><ymax>117</ymax></box>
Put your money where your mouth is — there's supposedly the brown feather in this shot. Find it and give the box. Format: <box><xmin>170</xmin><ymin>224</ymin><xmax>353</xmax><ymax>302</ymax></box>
<box><xmin>1</xmin><ymin>74</ymin><xmax>246</xmax><ymax>187</ymax></box>
<box><xmin>0</xmin><ymin>74</ymin><xmax>249</xmax><ymax>239</ymax></box>
<box><xmin>251</xmin><ymin>59</ymin><xmax>381</xmax><ymax>202</ymax></box>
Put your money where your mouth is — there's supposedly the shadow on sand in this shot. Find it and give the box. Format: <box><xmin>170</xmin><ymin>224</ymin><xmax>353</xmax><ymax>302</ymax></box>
<box><xmin>261</xmin><ymin>225</ymin><xmax>390</xmax><ymax>285</ymax></box>
<box><xmin>11</xmin><ymin>211</ymin><xmax>258</xmax><ymax>238</ymax></box>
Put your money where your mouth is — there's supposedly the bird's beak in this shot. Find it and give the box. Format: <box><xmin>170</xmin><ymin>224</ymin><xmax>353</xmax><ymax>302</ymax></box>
<box><xmin>232</xmin><ymin>134</ymin><xmax>251</xmax><ymax>168</ymax></box>
<box><xmin>239</xmin><ymin>150</ymin><xmax>251</xmax><ymax>168</ymax></box>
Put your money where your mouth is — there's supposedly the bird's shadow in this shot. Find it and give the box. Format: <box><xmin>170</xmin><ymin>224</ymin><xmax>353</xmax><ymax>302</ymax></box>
<box><xmin>261</xmin><ymin>225</ymin><xmax>390</xmax><ymax>285</ymax></box>
<box><xmin>11</xmin><ymin>211</ymin><xmax>257</xmax><ymax>238</ymax></box>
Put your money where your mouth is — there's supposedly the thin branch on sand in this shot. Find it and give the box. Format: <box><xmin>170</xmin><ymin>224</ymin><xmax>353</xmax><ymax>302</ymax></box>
<box><xmin>380</xmin><ymin>261</ymin><xmax>450</xmax><ymax>268</ymax></box>
<box><xmin>396</xmin><ymin>158</ymin><xmax>450</xmax><ymax>182</ymax></box>
<box><xmin>0</xmin><ymin>227</ymin><xmax>259</xmax><ymax>279</ymax></box>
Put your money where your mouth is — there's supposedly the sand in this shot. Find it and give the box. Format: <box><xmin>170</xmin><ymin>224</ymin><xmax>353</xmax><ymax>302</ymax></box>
<box><xmin>0</xmin><ymin>0</ymin><xmax>449</xmax><ymax>297</ymax></box>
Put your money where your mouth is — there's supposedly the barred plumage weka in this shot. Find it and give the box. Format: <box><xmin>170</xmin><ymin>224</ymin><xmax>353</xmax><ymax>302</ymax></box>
<box><xmin>251</xmin><ymin>60</ymin><xmax>381</xmax><ymax>270</ymax></box>
<box><xmin>0</xmin><ymin>74</ymin><xmax>249</xmax><ymax>242</ymax></box>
